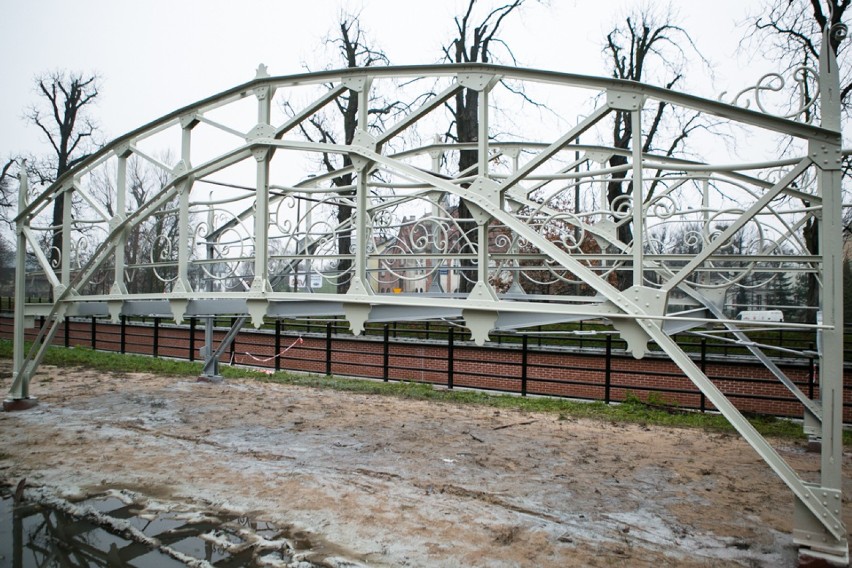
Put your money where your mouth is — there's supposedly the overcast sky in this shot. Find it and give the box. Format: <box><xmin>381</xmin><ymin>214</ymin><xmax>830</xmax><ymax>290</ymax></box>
<box><xmin>1</xmin><ymin>0</ymin><xmax>769</xmax><ymax>163</ymax></box>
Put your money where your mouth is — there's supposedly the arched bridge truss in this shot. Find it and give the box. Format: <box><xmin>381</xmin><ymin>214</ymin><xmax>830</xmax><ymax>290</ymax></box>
<box><xmin>7</xmin><ymin>34</ymin><xmax>849</xmax><ymax>562</ymax></box>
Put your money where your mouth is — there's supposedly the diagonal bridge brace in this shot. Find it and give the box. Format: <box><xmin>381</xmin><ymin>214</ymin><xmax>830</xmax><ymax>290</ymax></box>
<box><xmin>342</xmin><ymin>143</ymin><xmax>846</xmax><ymax>545</ymax></box>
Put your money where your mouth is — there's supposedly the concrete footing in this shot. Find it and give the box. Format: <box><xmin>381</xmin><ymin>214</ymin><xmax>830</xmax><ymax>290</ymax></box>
<box><xmin>3</xmin><ymin>398</ymin><xmax>39</xmax><ymax>411</ymax></box>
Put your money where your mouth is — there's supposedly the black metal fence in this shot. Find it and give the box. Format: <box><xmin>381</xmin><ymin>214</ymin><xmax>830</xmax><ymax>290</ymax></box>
<box><xmin>12</xmin><ymin>314</ymin><xmax>845</xmax><ymax>423</ymax></box>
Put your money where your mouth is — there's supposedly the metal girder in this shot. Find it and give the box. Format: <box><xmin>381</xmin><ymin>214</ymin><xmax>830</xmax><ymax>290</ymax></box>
<box><xmin>10</xmin><ymin>51</ymin><xmax>849</xmax><ymax>564</ymax></box>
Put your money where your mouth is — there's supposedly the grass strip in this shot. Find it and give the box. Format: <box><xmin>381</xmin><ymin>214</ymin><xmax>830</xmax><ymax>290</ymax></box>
<box><xmin>1</xmin><ymin>340</ymin><xmax>847</xmax><ymax>444</ymax></box>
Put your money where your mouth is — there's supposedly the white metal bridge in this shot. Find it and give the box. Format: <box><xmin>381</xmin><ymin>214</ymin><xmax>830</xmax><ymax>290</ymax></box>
<box><xmin>6</xmin><ymin>26</ymin><xmax>849</xmax><ymax>563</ymax></box>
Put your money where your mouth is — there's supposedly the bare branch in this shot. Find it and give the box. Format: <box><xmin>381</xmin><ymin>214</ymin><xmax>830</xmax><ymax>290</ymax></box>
<box><xmin>24</xmin><ymin>70</ymin><xmax>103</xmax><ymax>273</ymax></box>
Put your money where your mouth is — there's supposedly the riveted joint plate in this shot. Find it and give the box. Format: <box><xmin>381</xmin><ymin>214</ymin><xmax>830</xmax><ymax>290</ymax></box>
<box><xmin>425</xmin><ymin>190</ymin><xmax>444</xmax><ymax>205</ymax></box>
<box><xmin>607</xmin><ymin>90</ymin><xmax>646</xmax><ymax>111</ymax></box>
<box><xmin>253</xmin><ymin>84</ymin><xmax>272</xmax><ymax>101</ymax></box>
<box><xmin>466</xmin><ymin>177</ymin><xmax>501</xmax><ymax>209</ymax></box>
<box><xmin>466</xmin><ymin>200</ymin><xmax>492</xmax><ymax>226</ymax></box>
<box><xmin>249</xmin><ymin>276</ymin><xmax>273</xmax><ymax>294</ymax></box>
<box><xmin>108</xmin><ymin>281</ymin><xmax>128</xmax><ymax>296</ymax></box>
<box><xmin>585</xmin><ymin>150</ymin><xmax>613</xmax><ymax>164</ymax></box>
<box><xmin>457</xmin><ymin>73</ymin><xmax>498</xmax><ymax>92</ymax></box>
<box><xmin>53</xmin><ymin>284</ymin><xmax>68</xmax><ymax>299</ymax></box>
<box><xmin>794</xmin><ymin>484</ymin><xmax>849</xmax><ymax>563</ymax></box>
<box><xmin>108</xmin><ymin>213</ymin><xmax>126</xmax><ymax>232</ymax></box>
<box><xmin>428</xmin><ymin>147</ymin><xmax>445</xmax><ymax>160</ymax></box>
<box><xmin>625</xmin><ymin>285</ymin><xmax>667</xmax><ymax>318</ymax></box>
<box><xmin>808</xmin><ymin>139</ymin><xmax>843</xmax><ymax>171</ymax></box>
<box><xmin>173</xmin><ymin>160</ymin><xmax>190</xmax><ymax>177</ymax></box>
<box><xmin>467</xmin><ymin>280</ymin><xmax>499</xmax><ymax>302</ymax></box>
<box><xmin>246</xmin><ymin>123</ymin><xmax>276</xmax><ymax>143</ymax></box>
<box><xmin>591</xmin><ymin>220</ymin><xmax>619</xmax><ymax>250</ymax></box>
<box><xmin>502</xmin><ymin>146</ymin><xmax>521</xmax><ymax>159</ymax></box>
<box><xmin>341</xmin><ymin>75</ymin><xmax>369</xmax><ymax>92</ymax></box>
<box><xmin>114</xmin><ymin>143</ymin><xmax>133</xmax><ymax>159</ymax></box>
<box><xmin>698</xmin><ymin>287</ymin><xmax>727</xmax><ymax>314</ymax></box>
<box><xmin>252</xmin><ymin>147</ymin><xmax>271</xmax><ymax>162</ymax></box>
<box><xmin>346</xmin><ymin>276</ymin><xmax>373</xmax><ymax>298</ymax></box>
<box><xmin>51</xmin><ymin>302</ymin><xmax>70</xmax><ymax>320</ymax></box>
<box><xmin>172</xmin><ymin>278</ymin><xmax>193</xmax><ymax>294</ymax></box>
<box><xmin>350</xmin><ymin>129</ymin><xmax>378</xmax><ymax>172</ymax></box>
<box><xmin>180</xmin><ymin>113</ymin><xmax>200</xmax><ymax>130</ymax></box>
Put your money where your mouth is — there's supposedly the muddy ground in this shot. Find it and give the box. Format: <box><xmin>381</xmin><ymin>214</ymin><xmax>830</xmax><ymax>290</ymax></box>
<box><xmin>0</xmin><ymin>360</ymin><xmax>849</xmax><ymax>567</ymax></box>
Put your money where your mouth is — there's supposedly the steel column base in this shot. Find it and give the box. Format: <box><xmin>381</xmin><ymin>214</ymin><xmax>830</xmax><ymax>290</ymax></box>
<box><xmin>3</xmin><ymin>398</ymin><xmax>38</xmax><ymax>411</ymax></box>
<box><xmin>795</xmin><ymin>484</ymin><xmax>849</xmax><ymax>567</ymax></box>
<box><xmin>798</xmin><ymin>549</ymin><xmax>850</xmax><ymax>567</ymax></box>
<box><xmin>806</xmin><ymin>437</ymin><xmax>822</xmax><ymax>453</ymax></box>
<box><xmin>197</xmin><ymin>375</ymin><xmax>224</xmax><ymax>384</ymax></box>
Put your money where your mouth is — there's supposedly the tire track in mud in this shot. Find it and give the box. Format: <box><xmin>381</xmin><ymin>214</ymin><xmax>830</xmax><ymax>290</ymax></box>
<box><xmin>113</xmin><ymin>421</ymin><xmax>301</xmax><ymax>463</ymax></box>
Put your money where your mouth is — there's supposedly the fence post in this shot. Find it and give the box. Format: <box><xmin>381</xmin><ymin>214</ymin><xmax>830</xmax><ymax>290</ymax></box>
<box><xmin>604</xmin><ymin>334</ymin><xmax>612</xmax><ymax>404</ymax></box>
<box><xmin>447</xmin><ymin>326</ymin><xmax>455</xmax><ymax>390</ymax></box>
<box><xmin>153</xmin><ymin>317</ymin><xmax>160</xmax><ymax>358</ymax></box>
<box><xmin>383</xmin><ymin>324</ymin><xmax>390</xmax><ymax>382</ymax></box>
<box><xmin>189</xmin><ymin>317</ymin><xmax>196</xmax><ymax>362</ymax></box>
<box><xmin>120</xmin><ymin>315</ymin><xmax>127</xmax><ymax>354</ymax></box>
<box><xmin>91</xmin><ymin>316</ymin><xmax>97</xmax><ymax>349</ymax></box>
<box><xmin>700</xmin><ymin>338</ymin><xmax>707</xmax><ymax>413</ymax></box>
<box><xmin>64</xmin><ymin>316</ymin><xmax>70</xmax><ymax>348</ymax></box>
<box><xmin>521</xmin><ymin>334</ymin><xmax>528</xmax><ymax>396</ymax></box>
<box><xmin>325</xmin><ymin>321</ymin><xmax>332</xmax><ymax>376</ymax></box>
<box><xmin>275</xmin><ymin>319</ymin><xmax>282</xmax><ymax>372</ymax></box>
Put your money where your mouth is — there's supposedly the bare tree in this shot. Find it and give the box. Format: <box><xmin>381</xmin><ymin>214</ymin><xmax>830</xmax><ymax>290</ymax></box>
<box><xmin>747</xmin><ymin>0</ymin><xmax>850</xmax><ymax>118</ymax></box>
<box><xmin>603</xmin><ymin>7</ymin><xmax>707</xmax><ymax>287</ymax></box>
<box><xmin>89</xmin><ymin>154</ymin><xmax>182</xmax><ymax>294</ymax></box>
<box><xmin>443</xmin><ymin>0</ymin><xmax>529</xmax><ymax>293</ymax></box>
<box><xmin>0</xmin><ymin>158</ymin><xmax>16</xmax><ymax>222</ymax></box>
<box><xmin>745</xmin><ymin>0</ymin><xmax>851</xmax><ymax>319</ymax></box>
<box><xmin>25</xmin><ymin>71</ymin><xmax>101</xmax><ymax>270</ymax></box>
<box><xmin>286</xmin><ymin>14</ymin><xmax>405</xmax><ymax>293</ymax></box>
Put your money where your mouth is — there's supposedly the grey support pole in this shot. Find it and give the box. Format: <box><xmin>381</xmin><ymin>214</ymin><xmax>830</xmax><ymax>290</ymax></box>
<box><xmin>792</xmin><ymin>24</ymin><xmax>848</xmax><ymax>564</ymax></box>
<box><xmin>5</xmin><ymin>165</ymin><xmax>37</xmax><ymax>410</ymax></box>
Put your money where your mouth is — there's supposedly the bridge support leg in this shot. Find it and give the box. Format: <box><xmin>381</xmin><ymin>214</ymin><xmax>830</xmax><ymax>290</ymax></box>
<box><xmin>794</xmin><ymin>134</ymin><xmax>848</xmax><ymax>564</ymax></box>
<box><xmin>198</xmin><ymin>317</ymin><xmax>246</xmax><ymax>383</ymax></box>
<box><xmin>5</xmin><ymin>167</ymin><xmax>36</xmax><ymax>412</ymax></box>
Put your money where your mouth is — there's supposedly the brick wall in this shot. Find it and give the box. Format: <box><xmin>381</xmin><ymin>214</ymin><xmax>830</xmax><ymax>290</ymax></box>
<box><xmin>3</xmin><ymin>316</ymin><xmax>849</xmax><ymax>422</ymax></box>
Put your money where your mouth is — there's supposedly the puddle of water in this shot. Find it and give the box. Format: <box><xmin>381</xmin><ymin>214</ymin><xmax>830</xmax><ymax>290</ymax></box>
<box><xmin>0</xmin><ymin>493</ymin><xmax>182</xmax><ymax>567</ymax></box>
<box><xmin>0</xmin><ymin>487</ymin><xmax>311</xmax><ymax>567</ymax></box>
<box><xmin>168</xmin><ymin>534</ymin><xmax>232</xmax><ymax>563</ymax></box>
